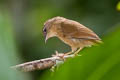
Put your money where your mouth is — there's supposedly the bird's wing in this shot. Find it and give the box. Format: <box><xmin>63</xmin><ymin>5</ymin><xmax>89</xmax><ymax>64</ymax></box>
<box><xmin>61</xmin><ymin>20</ymin><xmax>101</xmax><ymax>40</ymax></box>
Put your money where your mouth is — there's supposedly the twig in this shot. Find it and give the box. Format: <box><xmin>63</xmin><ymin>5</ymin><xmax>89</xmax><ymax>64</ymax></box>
<box><xmin>11</xmin><ymin>53</ymin><xmax>76</xmax><ymax>72</ymax></box>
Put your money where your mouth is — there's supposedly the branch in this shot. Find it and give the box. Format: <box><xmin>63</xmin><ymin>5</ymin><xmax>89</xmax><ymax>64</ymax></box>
<box><xmin>11</xmin><ymin>53</ymin><xmax>76</xmax><ymax>72</ymax></box>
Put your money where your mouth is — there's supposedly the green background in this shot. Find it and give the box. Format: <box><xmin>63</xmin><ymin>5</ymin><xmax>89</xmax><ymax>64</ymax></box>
<box><xmin>0</xmin><ymin>0</ymin><xmax>120</xmax><ymax>80</ymax></box>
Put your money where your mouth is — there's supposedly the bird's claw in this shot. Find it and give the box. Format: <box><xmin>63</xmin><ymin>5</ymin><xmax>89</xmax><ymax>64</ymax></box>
<box><xmin>74</xmin><ymin>54</ymin><xmax>82</xmax><ymax>56</ymax></box>
<box><xmin>52</xmin><ymin>51</ymin><xmax>59</xmax><ymax>57</ymax></box>
<box><xmin>52</xmin><ymin>51</ymin><xmax>67</xmax><ymax>60</ymax></box>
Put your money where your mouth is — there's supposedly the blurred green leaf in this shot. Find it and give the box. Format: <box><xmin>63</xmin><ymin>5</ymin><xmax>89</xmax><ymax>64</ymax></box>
<box><xmin>41</xmin><ymin>25</ymin><xmax>120</xmax><ymax>80</ymax></box>
<box><xmin>0</xmin><ymin>12</ymin><xmax>30</xmax><ymax>80</ymax></box>
<box><xmin>116</xmin><ymin>1</ymin><xmax>120</xmax><ymax>11</ymax></box>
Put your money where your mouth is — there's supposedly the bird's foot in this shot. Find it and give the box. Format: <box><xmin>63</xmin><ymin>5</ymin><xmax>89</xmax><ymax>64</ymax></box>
<box><xmin>52</xmin><ymin>51</ymin><xmax>67</xmax><ymax>60</ymax></box>
<box><xmin>52</xmin><ymin>51</ymin><xmax>59</xmax><ymax>57</ymax></box>
<box><xmin>73</xmin><ymin>47</ymin><xmax>83</xmax><ymax>56</ymax></box>
<box><xmin>74</xmin><ymin>53</ymin><xmax>82</xmax><ymax>56</ymax></box>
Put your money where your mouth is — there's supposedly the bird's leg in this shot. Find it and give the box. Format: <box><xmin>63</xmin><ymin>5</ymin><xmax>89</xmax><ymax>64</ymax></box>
<box><xmin>64</xmin><ymin>47</ymin><xmax>77</xmax><ymax>55</ymax></box>
<box><xmin>65</xmin><ymin>51</ymin><xmax>73</xmax><ymax>55</ymax></box>
<box><xmin>74</xmin><ymin>47</ymin><xmax>83</xmax><ymax>56</ymax></box>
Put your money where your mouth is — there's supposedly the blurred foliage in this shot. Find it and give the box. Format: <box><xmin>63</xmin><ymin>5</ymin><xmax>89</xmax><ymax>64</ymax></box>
<box><xmin>41</xmin><ymin>25</ymin><xmax>120</xmax><ymax>80</ymax></box>
<box><xmin>116</xmin><ymin>1</ymin><xmax>120</xmax><ymax>11</ymax></box>
<box><xmin>0</xmin><ymin>11</ymin><xmax>31</xmax><ymax>80</ymax></box>
<box><xmin>0</xmin><ymin>0</ymin><xmax>120</xmax><ymax>80</ymax></box>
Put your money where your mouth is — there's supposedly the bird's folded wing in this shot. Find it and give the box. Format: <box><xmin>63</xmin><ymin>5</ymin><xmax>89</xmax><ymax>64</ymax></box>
<box><xmin>61</xmin><ymin>20</ymin><xmax>101</xmax><ymax>40</ymax></box>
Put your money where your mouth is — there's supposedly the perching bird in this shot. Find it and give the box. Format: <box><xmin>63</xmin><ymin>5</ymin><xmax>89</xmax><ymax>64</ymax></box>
<box><xmin>43</xmin><ymin>16</ymin><xmax>102</xmax><ymax>55</ymax></box>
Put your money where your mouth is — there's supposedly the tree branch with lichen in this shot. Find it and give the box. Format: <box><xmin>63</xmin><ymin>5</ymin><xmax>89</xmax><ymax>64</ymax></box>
<box><xmin>11</xmin><ymin>52</ymin><xmax>77</xmax><ymax>72</ymax></box>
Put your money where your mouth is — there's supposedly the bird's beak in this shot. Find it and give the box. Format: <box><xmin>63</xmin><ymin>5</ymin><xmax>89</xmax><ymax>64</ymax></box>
<box><xmin>44</xmin><ymin>33</ymin><xmax>53</xmax><ymax>44</ymax></box>
<box><xmin>45</xmin><ymin>36</ymin><xmax>48</xmax><ymax>44</ymax></box>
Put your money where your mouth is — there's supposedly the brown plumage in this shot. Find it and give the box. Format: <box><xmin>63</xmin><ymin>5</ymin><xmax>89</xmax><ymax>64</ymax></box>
<box><xmin>43</xmin><ymin>16</ymin><xmax>102</xmax><ymax>55</ymax></box>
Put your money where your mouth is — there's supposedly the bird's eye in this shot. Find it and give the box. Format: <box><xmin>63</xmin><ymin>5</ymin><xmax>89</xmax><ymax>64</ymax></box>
<box><xmin>43</xmin><ymin>28</ymin><xmax>47</xmax><ymax>34</ymax></box>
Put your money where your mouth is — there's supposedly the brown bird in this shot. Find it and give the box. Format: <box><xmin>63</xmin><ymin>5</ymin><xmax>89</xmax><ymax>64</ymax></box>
<box><xmin>43</xmin><ymin>16</ymin><xmax>102</xmax><ymax>55</ymax></box>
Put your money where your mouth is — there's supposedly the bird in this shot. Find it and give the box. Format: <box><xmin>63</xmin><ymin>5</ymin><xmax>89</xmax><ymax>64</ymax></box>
<box><xmin>42</xmin><ymin>16</ymin><xmax>102</xmax><ymax>56</ymax></box>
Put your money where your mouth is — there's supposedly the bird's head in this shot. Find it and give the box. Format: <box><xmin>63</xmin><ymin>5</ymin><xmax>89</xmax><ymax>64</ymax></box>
<box><xmin>43</xmin><ymin>16</ymin><xmax>66</xmax><ymax>43</ymax></box>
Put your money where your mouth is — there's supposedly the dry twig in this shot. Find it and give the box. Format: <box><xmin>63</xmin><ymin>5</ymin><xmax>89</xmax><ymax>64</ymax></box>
<box><xmin>11</xmin><ymin>52</ymin><xmax>76</xmax><ymax>72</ymax></box>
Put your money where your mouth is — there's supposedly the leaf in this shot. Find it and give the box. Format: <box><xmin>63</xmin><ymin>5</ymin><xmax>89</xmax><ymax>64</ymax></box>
<box><xmin>116</xmin><ymin>1</ymin><xmax>120</xmax><ymax>11</ymax></box>
<box><xmin>0</xmin><ymin>12</ymin><xmax>30</xmax><ymax>80</ymax></box>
